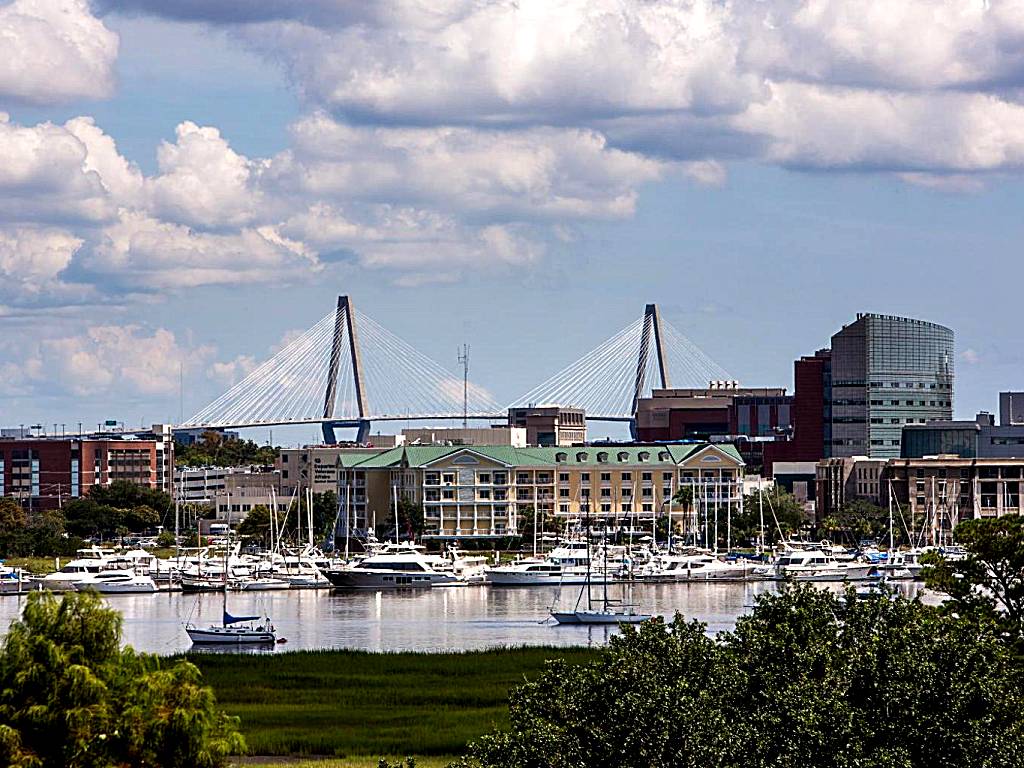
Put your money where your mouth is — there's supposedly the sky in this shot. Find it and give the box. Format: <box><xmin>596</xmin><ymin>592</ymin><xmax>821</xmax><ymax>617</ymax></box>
<box><xmin>1</xmin><ymin>0</ymin><xmax>1023</xmax><ymax>446</ymax></box>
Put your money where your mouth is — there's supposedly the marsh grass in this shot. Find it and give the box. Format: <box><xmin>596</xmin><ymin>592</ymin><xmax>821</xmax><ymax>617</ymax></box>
<box><xmin>192</xmin><ymin>646</ymin><xmax>596</xmax><ymax>757</ymax></box>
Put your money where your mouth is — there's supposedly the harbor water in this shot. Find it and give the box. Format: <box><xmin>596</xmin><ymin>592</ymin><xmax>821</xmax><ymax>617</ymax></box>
<box><xmin>0</xmin><ymin>581</ymin><xmax>936</xmax><ymax>655</ymax></box>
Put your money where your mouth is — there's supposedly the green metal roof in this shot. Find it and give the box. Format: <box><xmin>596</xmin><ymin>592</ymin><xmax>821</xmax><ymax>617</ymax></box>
<box><xmin>345</xmin><ymin>442</ymin><xmax>743</xmax><ymax>469</ymax></box>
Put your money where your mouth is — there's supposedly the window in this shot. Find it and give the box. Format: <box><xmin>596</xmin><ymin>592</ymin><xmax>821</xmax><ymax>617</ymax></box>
<box><xmin>559</xmin><ymin>472</ymin><xmax>569</xmax><ymax>482</ymax></box>
<box><xmin>622</xmin><ymin>503</ymin><xmax>632</xmax><ymax>513</ymax></box>
<box><xmin>478</xmin><ymin>472</ymin><xmax>491</xmax><ymax>483</ymax></box>
<box><xmin>641</xmin><ymin>472</ymin><xmax>652</xmax><ymax>481</ymax></box>
<box><xmin>601</xmin><ymin>488</ymin><xmax>611</xmax><ymax>498</ymax></box>
<box><xmin>642</xmin><ymin>503</ymin><xmax>653</xmax><ymax>513</ymax></box>
<box><xmin>601</xmin><ymin>503</ymin><xmax>612</xmax><ymax>513</ymax></box>
<box><xmin>559</xmin><ymin>488</ymin><xmax>569</xmax><ymax>498</ymax></box>
<box><xmin>617</xmin><ymin>451</ymin><xmax>629</xmax><ymax>462</ymax></box>
<box><xmin>559</xmin><ymin>503</ymin><xmax>569</xmax><ymax>513</ymax></box>
<box><xmin>663</xmin><ymin>472</ymin><xmax>673</xmax><ymax>482</ymax></box>
<box><xmin>600</xmin><ymin>472</ymin><xmax>611</xmax><ymax>482</ymax></box>
<box><xmin>597</xmin><ymin>452</ymin><xmax>609</xmax><ymax>463</ymax></box>
<box><xmin>576</xmin><ymin>452</ymin><xmax>588</xmax><ymax>462</ymax></box>
<box><xmin>621</xmin><ymin>472</ymin><xmax>631</xmax><ymax>481</ymax></box>
<box><xmin>642</xmin><ymin>487</ymin><xmax>653</xmax><ymax>497</ymax></box>
<box><xmin>622</xmin><ymin>488</ymin><xmax>632</xmax><ymax>498</ymax></box>
<box><xmin>555</xmin><ymin>452</ymin><xmax>567</xmax><ymax>462</ymax></box>
<box><xmin>580</xmin><ymin>488</ymin><xmax>590</xmax><ymax>498</ymax></box>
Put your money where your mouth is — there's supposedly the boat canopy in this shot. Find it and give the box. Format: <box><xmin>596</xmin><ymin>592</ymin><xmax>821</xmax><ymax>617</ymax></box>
<box><xmin>223</xmin><ymin>610</ymin><xmax>261</xmax><ymax>625</ymax></box>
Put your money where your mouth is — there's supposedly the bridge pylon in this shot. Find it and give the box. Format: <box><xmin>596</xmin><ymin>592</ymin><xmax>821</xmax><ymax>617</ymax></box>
<box><xmin>322</xmin><ymin>295</ymin><xmax>371</xmax><ymax>444</ymax></box>
<box><xmin>629</xmin><ymin>303</ymin><xmax>671</xmax><ymax>439</ymax></box>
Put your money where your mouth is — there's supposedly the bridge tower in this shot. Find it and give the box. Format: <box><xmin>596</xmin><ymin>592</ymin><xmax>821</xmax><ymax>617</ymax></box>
<box><xmin>629</xmin><ymin>303</ymin><xmax>671</xmax><ymax>439</ymax></box>
<box><xmin>322</xmin><ymin>295</ymin><xmax>371</xmax><ymax>444</ymax></box>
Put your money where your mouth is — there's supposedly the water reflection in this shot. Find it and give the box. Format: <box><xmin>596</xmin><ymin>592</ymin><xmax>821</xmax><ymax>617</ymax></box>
<box><xmin>0</xmin><ymin>581</ymin><xmax>935</xmax><ymax>656</ymax></box>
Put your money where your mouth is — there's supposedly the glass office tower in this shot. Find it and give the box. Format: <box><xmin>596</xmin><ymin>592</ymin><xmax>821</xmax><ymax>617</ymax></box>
<box><xmin>830</xmin><ymin>314</ymin><xmax>954</xmax><ymax>458</ymax></box>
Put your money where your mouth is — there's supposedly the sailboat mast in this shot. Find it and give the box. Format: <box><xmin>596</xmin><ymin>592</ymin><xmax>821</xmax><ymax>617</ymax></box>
<box><xmin>344</xmin><ymin>484</ymin><xmax>351</xmax><ymax>561</ymax></box>
<box><xmin>393</xmin><ymin>484</ymin><xmax>399</xmax><ymax>544</ymax></box>
<box><xmin>758</xmin><ymin>479</ymin><xmax>765</xmax><ymax>555</ymax></box>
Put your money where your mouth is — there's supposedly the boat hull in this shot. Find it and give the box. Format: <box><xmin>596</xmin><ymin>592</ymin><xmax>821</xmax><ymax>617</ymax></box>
<box><xmin>550</xmin><ymin>610</ymin><xmax>652</xmax><ymax>625</ymax></box>
<box><xmin>186</xmin><ymin>626</ymin><xmax>276</xmax><ymax>644</ymax></box>
<box><xmin>75</xmin><ymin>582</ymin><xmax>158</xmax><ymax>594</ymax></box>
<box><xmin>325</xmin><ymin>569</ymin><xmax>442</xmax><ymax>589</ymax></box>
<box><xmin>487</xmin><ymin>571</ymin><xmax>614</xmax><ymax>586</ymax></box>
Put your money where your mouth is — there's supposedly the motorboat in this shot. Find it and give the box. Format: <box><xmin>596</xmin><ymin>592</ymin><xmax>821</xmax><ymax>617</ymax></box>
<box><xmin>0</xmin><ymin>562</ymin><xmax>27</xmax><ymax>594</ymax></box>
<box><xmin>487</xmin><ymin>558</ymin><xmax>570</xmax><ymax>585</ymax></box>
<box><xmin>186</xmin><ymin>608</ymin><xmax>277</xmax><ymax>645</ymax></box>
<box><xmin>73</xmin><ymin>570</ymin><xmax>159</xmax><ymax>594</ymax></box>
<box><xmin>325</xmin><ymin>551</ymin><xmax>449</xmax><ymax>588</ymax></box>
<box><xmin>229</xmin><ymin>575</ymin><xmax>291</xmax><ymax>591</ymax></box>
<box><xmin>38</xmin><ymin>550</ymin><xmax>110</xmax><ymax>591</ymax></box>
<box><xmin>770</xmin><ymin>549</ymin><xmax>875</xmax><ymax>581</ymax></box>
<box><xmin>645</xmin><ymin>551</ymin><xmax>756</xmax><ymax>582</ymax></box>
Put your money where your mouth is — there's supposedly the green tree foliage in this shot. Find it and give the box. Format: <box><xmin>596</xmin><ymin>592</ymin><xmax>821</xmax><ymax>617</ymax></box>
<box><xmin>730</xmin><ymin>486</ymin><xmax>807</xmax><ymax>546</ymax></box>
<box><xmin>925</xmin><ymin>515</ymin><xmax>1024</xmax><ymax>651</ymax></box>
<box><xmin>0</xmin><ymin>499</ymin><xmax>75</xmax><ymax>557</ymax></box>
<box><xmin>175</xmin><ymin>432</ymin><xmax>278</xmax><ymax>469</ymax></box>
<box><xmin>820</xmin><ymin>499</ymin><xmax>890</xmax><ymax>544</ymax></box>
<box><xmin>373</xmin><ymin>497</ymin><xmax>426</xmax><ymax>542</ymax></box>
<box><xmin>459</xmin><ymin>586</ymin><xmax>1024</xmax><ymax>768</ymax></box>
<box><xmin>0</xmin><ymin>591</ymin><xmax>244</xmax><ymax>768</ymax></box>
<box><xmin>62</xmin><ymin>482</ymin><xmax>171</xmax><ymax>539</ymax></box>
<box><xmin>236</xmin><ymin>505</ymin><xmax>272</xmax><ymax>545</ymax></box>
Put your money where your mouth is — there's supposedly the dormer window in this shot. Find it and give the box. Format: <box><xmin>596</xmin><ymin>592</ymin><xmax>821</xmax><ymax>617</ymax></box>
<box><xmin>577</xmin><ymin>452</ymin><xmax>588</xmax><ymax>462</ymax></box>
<box><xmin>638</xmin><ymin>451</ymin><xmax>650</xmax><ymax>462</ymax></box>
<box><xmin>597</xmin><ymin>452</ymin><xmax>608</xmax><ymax>463</ymax></box>
<box><xmin>555</xmin><ymin>452</ymin><xmax>568</xmax><ymax>462</ymax></box>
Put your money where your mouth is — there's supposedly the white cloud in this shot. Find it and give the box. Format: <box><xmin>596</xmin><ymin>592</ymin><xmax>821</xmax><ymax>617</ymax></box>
<box><xmin>738</xmin><ymin>0</ymin><xmax>1024</xmax><ymax>92</ymax></box>
<box><xmin>151</xmin><ymin>121</ymin><xmax>264</xmax><ymax>229</ymax></box>
<box><xmin>279</xmin><ymin>114</ymin><xmax>667</xmax><ymax>220</ymax></box>
<box><xmin>961</xmin><ymin>348</ymin><xmax>981</xmax><ymax>365</ymax></box>
<box><xmin>240</xmin><ymin>0</ymin><xmax>761</xmax><ymax>123</ymax></box>
<box><xmin>732</xmin><ymin>82</ymin><xmax>1024</xmax><ymax>172</ymax></box>
<box><xmin>0</xmin><ymin>0</ymin><xmax>119</xmax><ymax>103</ymax></box>
<box><xmin>208</xmin><ymin>354</ymin><xmax>258</xmax><ymax>385</ymax></box>
<box><xmin>2</xmin><ymin>324</ymin><xmax>213</xmax><ymax>398</ymax></box>
<box><xmin>86</xmin><ymin>210</ymin><xmax>320</xmax><ymax>290</ymax></box>
<box><xmin>0</xmin><ymin>227</ymin><xmax>81</xmax><ymax>297</ymax></box>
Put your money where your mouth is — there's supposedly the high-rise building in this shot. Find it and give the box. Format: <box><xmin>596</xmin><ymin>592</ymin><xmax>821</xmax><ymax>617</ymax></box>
<box><xmin>830</xmin><ymin>313</ymin><xmax>953</xmax><ymax>458</ymax></box>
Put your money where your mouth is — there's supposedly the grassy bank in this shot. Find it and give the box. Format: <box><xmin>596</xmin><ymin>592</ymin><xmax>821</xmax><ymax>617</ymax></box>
<box><xmin>192</xmin><ymin>647</ymin><xmax>597</xmax><ymax>759</ymax></box>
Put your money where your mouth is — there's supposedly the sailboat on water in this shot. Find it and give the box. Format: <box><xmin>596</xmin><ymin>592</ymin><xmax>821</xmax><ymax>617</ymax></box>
<box><xmin>184</xmin><ymin>500</ymin><xmax>279</xmax><ymax>645</ymax></box>
<box><xmin>550</xmin><ymin>492</ymin><xmax>652</xmax><ymax>626</ymax></box>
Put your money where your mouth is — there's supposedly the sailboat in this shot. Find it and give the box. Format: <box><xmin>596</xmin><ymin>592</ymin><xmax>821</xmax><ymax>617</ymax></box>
<box><xmin>550</xmin><ymin>490</ymin><xmax>652</xmax><ymax>625</ymax></box>
<box><xmin>185</xmin><ymin>607</ymin><xmax>277</xmax><ymax>645</ymax></box>
<box><xmin>184</xmin><ymin>500</ymin><xmax>278</xmax><ymax>645</ymax></box>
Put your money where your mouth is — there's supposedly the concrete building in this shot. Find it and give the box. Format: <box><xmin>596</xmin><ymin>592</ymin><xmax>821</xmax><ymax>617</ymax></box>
<box><xmin>278</xmin><ymin>447</ymin><xmax>391</xmax><ymax>495</ymax></box>
<box><xmin>334</xmin><ymin>442</ymin><xmax>744</xmax><ymax>540</ymax></box>
<box><xmin>0</xmin><ymin>436</ymin><xmax>165</xmax><ymax>510</ymax></box>
<box><xmin>830</xmin><ymin>313</ymin><xmax>954</xmax><ymax>459</ymax></box>
<box><xmin>815</xmin><ymin>456</ymin><xmax>888</xmax><ymax>521</ymax></box>
<box><xmin>636</xmin><ymin>385</ymin><xmax>793</xmax><ymax>443</ymax></box>
<box><xmin>402</xmin><ymin>426</ymin><xmax>527</xmax><ymax>447</ymax></box>
<box><xmin>763</xmin><ymin>350</ymin><xmax>832</xmax><ymax>474</ymax></box>
<box><xmin>903</xmin><ymin>394</ymin><xmax>1024</xmax><ymax>459</ymax></box>
<box><xmin>212</xmin><ymin>470</ymin><xmax>286</xmax><ymax>520</ymax></box>
<box><xmin>507</xmin><ymin>406</ymin><xmax>586</xmax><ymax>446</ymax></box>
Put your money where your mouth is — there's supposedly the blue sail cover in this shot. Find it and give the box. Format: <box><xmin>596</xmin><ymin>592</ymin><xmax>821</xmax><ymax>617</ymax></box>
<box><xmin>223</xmin><ymin>610</ymin><xmax>261</xmax><ymax>625</ymax></box>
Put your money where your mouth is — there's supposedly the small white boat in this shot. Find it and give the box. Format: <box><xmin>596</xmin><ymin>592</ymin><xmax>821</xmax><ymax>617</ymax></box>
<box><xmin>0</xmin><ymin>562</ymin><xmax>27</xmax><ymax>594</ymax></box>
<box><xmin>73</xmin><ymin>570</ymin><xmax>158</xmax><ymax>594</ymax></box>
<box><xmin>646</xmin><ymin>551</ymin><xmax>755</xmax><ymax>582</ymax></box>
<box><xmin>550</xmin><ymin>606</ymin><xmax>651</xmax><ymax>625</ymax></box>
<box><xmin>770</xmin><ymin>549</ymin><xmax>875</xmax><ymax>581</ymax></box>
<box><xmin>186</xmin><ymin>608</ymin><xmax>277</xmax><ymax>645</ymax></box>
<box><xmin>229</xmin><ymin>576</ymin><xmax>291</xmax><ymax>591</ymax></box>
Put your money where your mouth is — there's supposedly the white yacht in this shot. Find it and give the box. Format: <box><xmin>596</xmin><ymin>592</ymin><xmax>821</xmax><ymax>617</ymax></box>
<box><xmin>38</xmin><ymin>550</ymin><xmax>110</xmax><ymax>591</ymax></box>
<box><xmin>770</xmin><ymin>549</ymin><xmax>874</xmax><ymax>581</ymax></box>
<box><xmin>73</xmin><ymin>570</ymin><xmax>159</xmax><ymax>594</ymax></box>
<box><xmin>647</xmin><ymin>551</ymin><xmax>756</xmax><ymax>582</ymax></box>
<box><xmin>0</xmin><ymin>562</ymin><xmax>27</xmax><ymax>594</ymax></box>
<box><xmin>325</xmin><ymin>551</ymin><xmax>451</xmax><ymax>588</ymax></box>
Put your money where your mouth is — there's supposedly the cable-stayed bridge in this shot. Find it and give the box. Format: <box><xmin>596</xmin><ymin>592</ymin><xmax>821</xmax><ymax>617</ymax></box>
<box><xmin>183</xmin><ymin>296</ymin><xmax>731</xmax><ymax>442</ymax></box>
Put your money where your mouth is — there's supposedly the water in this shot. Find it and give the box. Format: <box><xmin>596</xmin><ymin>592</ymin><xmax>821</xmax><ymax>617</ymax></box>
<box><xmin>0</xmin><ymin>582</ymin><xmax>936</xmax><ymax>655</ymax></box>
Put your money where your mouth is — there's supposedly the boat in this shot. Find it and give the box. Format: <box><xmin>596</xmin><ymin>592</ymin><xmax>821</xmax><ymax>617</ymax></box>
<box><xmin>769</xmin><ymin>549</ymin><xmax>875</xmax><ymax>581</ymax></box>
<box><xmin>487</xmin><ymin>558</ymin><xmax>570</xmax><ymax>585</ymax></box>
<box><xmin>549</xmin><ymin>502</ymin><xmax>652</xmax><ymax>626</ymax></box>
<box><xmin>644</xmin><ymin>550</ymin><xmax>756</xmax><ymax>582</ymax></box>
<box><xmin>229</xmin><ymin>575</ymin><xmax>291</xmax><ymax>591</ymax></box>
<box><xmin>185</xmin><ymin>608</ymin><xmax>277</xmax><ymax>645</ymax></box>
<box><xmin>0</xmin><ymin>561</ymin><xmax>27</xmax><ymax>594</ymax></box>
<box><xmin>38</xmin><ymin>548</ymin><xmax>112</xmax><ymax>591</ymax></box>
<box><xmin>73</xmin><ymin>570</ymin><xmax>159</xmax><ymax>594</ymax></box>
<box><xmin>325</xmin><ymin>550</ymin><xmax>448</xmax><ymax>588</ymax></box>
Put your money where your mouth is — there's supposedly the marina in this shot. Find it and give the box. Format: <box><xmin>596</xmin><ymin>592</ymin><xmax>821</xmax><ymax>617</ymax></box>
<box><xmin>0</xmin><ymin>580</ymin><xmax>935</xmax><ymax>655</ymax></box>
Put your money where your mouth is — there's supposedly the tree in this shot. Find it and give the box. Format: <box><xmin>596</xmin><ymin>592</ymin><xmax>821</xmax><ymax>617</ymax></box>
<box><xmin>0</xmin><ymin>499</ymin><xmax>28</xmax><ymax>556</ymax></box>
<box><xmin>821</xmin><ymin>499</ymin><xmax>890</xmax><ymax>544</ymax></box>
<box><xmin>925</xmin><ymin>515</ymin><xmax>1024</xmax><ymax>652</ymax></box>
<box><xmin>174</xmin><ymin>435</ymin><xmax>278</xmax><ymax>469</ymax></box>
<box><xmin>236</xmin><ymin>505</ymin><xmax>272</xmax><ymax>546</ymax></box>
<box><xmin>458</xmin><ymin>585</ymin><xmax>1024</xmax><ymax>768</ymax></box>
<box><xmin>731</xmin><ymin>486</ymin><xmax>807</xmax><ymax>546</ymax></box>
<box><xmin>89</xmin><ymin>481</ymin><xmax>171</xmax><ymax>518</ymax></box>
<box><xmin>0</xmin><ymin>591</ymin><xmax>243</xmax><ymax>768</ymax></box>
